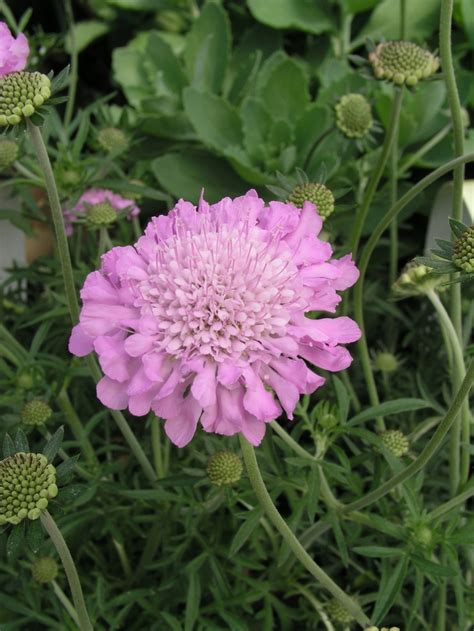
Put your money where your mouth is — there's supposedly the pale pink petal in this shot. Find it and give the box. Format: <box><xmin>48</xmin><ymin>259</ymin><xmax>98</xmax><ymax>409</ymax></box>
<box><xmin>97</xmin><ymin>377</ymin><xmax>128</xmax><ymax>409</ymax></box>
<box><xmin>68</xmin><ymin>325</ymin><xmax>94</xmax><ymax>357</ymax></box>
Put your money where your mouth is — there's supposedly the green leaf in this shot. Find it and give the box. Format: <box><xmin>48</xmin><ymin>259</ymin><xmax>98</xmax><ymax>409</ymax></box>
<box><xmin>146</xmin><ymin>32</ymin><xmax>187</xmax><ymax>97</ymax></box>
<box><xmin>447</xmin><ymin>524</ymin><xmax>474</xmax><ymax>545</ymax></box>
<box><xmin>7</xmin><ymin>521</ymin><xmax>25</xmax><ymax>562</ymax></box>
<box><xmin>184</xmin><ymin>572</ymin><xmax>201</xmax><ymax>631</ymax></box>
<box><xmin>55</xmin><ymin>455</ymin><xmax>80</xmax><ymax>483</ymax></box>
<box><xmin>411</xmin><ymin>554</ymin><xmax>458</xmax><ymax>578</ymax></box>
<box><xmin>184</xmin><ymin>2</ymin><xmax>231</xmax><ymax>94</ymax></box>
<box><xmin>229</xmin><ymin>508</ymin><xmax>263</xmax><ymax>556</ymax></box>
<box><xmin>3</xmin><ymin>433</ymin><xmax>16</xmax><ymax>458</ymax></box>
<box><xmin>353</xmin><ymin>546</ymin><xmax>404</xmax><ymax>558</ymax></box>
<box><xmin>294</xmin><ymin>103</ymin><xmax>330</xmax><ymax>164</ymax></box>
<box><xmin>247</xmin><ymin>0</ymin><xmax>333</xmax><ymax>35</ymax></box>
<box><xmin>372</xmin><ymin>556</ymin><xmax>409</xmax><ymax>624</ymax></box>
<box><xmin>348</xmin><ymin>399</ymin><xmax>431</xmax><ymax>426</ymax></box>
<box><xmin>183</xmin><ymin>88</ymin><xmax>243</xmax><ymax>151</ymax></box>
<box><xmin>328</xmin><ymin>511</ymin><xmax>348</xmax><ymax>567</ymax></box>
<box><xmin>65</xmin><ymin>20</ymin><xmax>109</xmax><ymax>54</ymax></box>
<box><xmin>112</xmin><ymin>46</ymin><xmax>150</xmax><ymax>108</ymax></box>
<box><xmin>342</xmin><ymin>0</ymin><xmax>379</xmax><ymax>14</ymax></box>
<box><xmin>258</xmin><ymin>53</ymin><xmax>309</xmax><ymax>123</ymax></box>
<box><xmin>0</xmin><ymin>209</ymin><xmax>35</xmax><ymax>235</ymax></box>
<box><xmin>333</xmin><ymin>376</ymin><xmax>349</xmax><ymax>423</ymax></box>
<box><xmin>42</xmin><ymin>426</ymin><xmax>64</xmax><ymax>463</ymax></box>
<box><xmin>460</xmin><ymin>0</ymin><xmax>474</xmax><ymax>47</ymax></box>
<box><xmin>13</xmin><ymin>429</ymin><xmax>29</xmax><ymax>453</ymax></box>
<box><xmin>152</xmin><ymin>150</ymin><xmax>246</xmax><ymax>204</ymax></box>
<box><xmin>25</xmin><ymin>518</ymin><xmax>44</xmax><ymax>553</ymax></box>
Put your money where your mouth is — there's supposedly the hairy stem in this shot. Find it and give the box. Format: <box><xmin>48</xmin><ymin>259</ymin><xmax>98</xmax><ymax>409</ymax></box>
<box><xmin>239</xmin><ymin>435</ymin><xmax>371</xmax><ymax>627</ymax></box>
<box><xmin>40</xmin><ymin>510</ymin><xmax>93</xmax><ymax>631</ymax></box>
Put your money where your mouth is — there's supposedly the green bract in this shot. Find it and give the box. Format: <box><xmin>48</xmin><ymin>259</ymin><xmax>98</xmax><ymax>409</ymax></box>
<box><xmin>0</xmin><ymin>452</ymin><xmax>58</xmax><ymax>525</ymax></box>
<box><xmin>369</xmin><ymin>41</ymin><xmax>439</xmax><ymax>86</ymax></box>
<box><xmin>335</xmin><ymin>93</ymin><xmax>373</xmax><ymax>139</ymax></box>
<box><xmin>0</xmin><ymin>72</ymin><xmax>51</xmax><ymax>126</ymax></box>
<box><xmin>392</xmin><ymin>262</ymin><xmax>447</xmax><ymax>298</ymax></box>
<box><xmin>288</xmin><ymin>182</ymin><xmax>335</xmax><ymax>220</ymax></box>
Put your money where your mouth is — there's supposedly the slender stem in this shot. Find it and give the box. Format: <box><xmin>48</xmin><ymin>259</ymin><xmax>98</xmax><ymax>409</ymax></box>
<box><xmin>112</xmin><ymin>538</ymin><xmax>132</xmax><ymax>580</ymax></box>
<box><xmin>398</xmin><ymin>124</ymin><xmax>451</xmax><ymax>177</ymax></box>
<box><xmin>40</xmin><ymin>510</ymin><xmax>93</xmax><ymax>631</ymax></box>
<box><xmin>349</xmin><ymin>88</ymin><xmax>404</xmax><ymax>257</ymax></box>
<box><xmin>13</xmin><ymin>161</ymin><xmax>43</xmax><ymax>183</ymax></box>
<box><xmin>64</xmin><ymin>0</ymin><xmax>78</xmax><ymax>128</ymax></box>
<box><xmin>427</xmin><ymin>290</ymin><xmax>470</xmax><ymax>490</ymax></box>
<box><xmin>303</xmin><ymin>127</ymin><xmax>336</xmax><ymax>172</ymax></box>
<box><xmin>52</xmin><ymin>579</ymin><xmax>80</xmax><ymax>627</ymax></box>
<box><xmin>295</xmin><ymin>583</ymin><xmax>335</xmax><ymax>631</ymax></box>
<box><xmin>27</xmin><ymin>121</ymin><xmax>80</xmax><ymax>324</ymax></box>
<box><xmin>151</xmin><ymin>415</ymin><xmax>165</xmax><ymax>478</ymax></box>
<box><xmin>427</xmin><ymin>486</ymin><xmax>474</xmax><ymax>522</ymax></box>
<box><xmin>238</xmin><ymin>435</ymin><xmax>371</xmax><ymax>627</ymax></box>
<box><xmin>388</xmin><ymin>117</ymin><xmax>399</xmax><ymax>288</ymax></box>
<box><xmin>57</xmin><ymin>389</ymin><xmax>99</xmax><ymax>469</ymax></box>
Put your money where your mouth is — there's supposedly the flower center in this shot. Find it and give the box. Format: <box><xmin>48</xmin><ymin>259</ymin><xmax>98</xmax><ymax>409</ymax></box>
<box><xmin>137</xmin><ymin>223</ymin><xmax>303</xmax><ymax>362</ymax></box>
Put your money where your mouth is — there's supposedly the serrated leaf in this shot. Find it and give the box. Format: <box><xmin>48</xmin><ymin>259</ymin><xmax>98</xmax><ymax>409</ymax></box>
<box><xmin>229</xmin><ymin>508</ymin><xmax>263</xmax><ymax>556</ymax></box>
<box><xmin>42</xmin><ymin>426</ymin><xmax>64</xmax><ymax>463</ymax></box>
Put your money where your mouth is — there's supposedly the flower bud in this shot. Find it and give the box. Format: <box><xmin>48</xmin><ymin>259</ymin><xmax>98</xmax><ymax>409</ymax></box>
<box><xmin>288</xmin><ymin>183</ymin><xmax>335</xmax><ymax>220</ymax></box>
<box><xmin>97</xmin><ymin>127</ymin><xmax>128</xmax><ymax>153</ymax></box>
<box><xmin>0</xmin><ymin>71</ymin><xmax>51</xmax><ymax>126</ymax></box>
<box><xmin>392</xmin><ymin>261</ymin><xmax>446</xmax><ymax>298</ymax></box>
<box><xmin>21</xmin><ymin>399</ymin><xmax>52</xmax><ymax>426</ymax></box>
<box><xmin>374</xmin><ymin>351</ymin><xmax>398</xmax><ymax>374</ymax></box>
<box><xmin>369</xmin><ymin>41</ymin><xmax>439</xmax><ymax>86</ymax></box>
<box><xmin>452</xmin><ymin>225</ymin><xmax>474</xmax><ymax>273</ymax></box>
<box><xmin>326</xmin><ymin>598</ymin><xmax>354</xmax><ymax>624</ymax></box>
<box><xmin>380</xmin><ymin>430</ymin><xmax>409</xmax><ymax>457</ymax></box>
<box><xmin>86</xmin><ymin>201</ymin><xmax>117</xmax><ymax>227</ymax></box>
<box><xmin>31</xmin><ymin>556</ymin><xmax>59</xmax><ymax>583</ymax></box>
<box><xmin>335</xmin><ymin>93</ymin><xmax>373</xmax><ymax>139</ymax></box>
<box><xmin>0</xmin><ymin>137</ymin><xmax>18</xmax><ymax>169</ymax></box>
<box><xmin>206</xmin><ymin>451</ymin><xmax>243</xmax><ymax>486</ymax></box>
<box><xmin>314</xmin><ymin>400</ymin><xmax>339</xmax><ymax>430</ymax></box>
<box><xmin>0</xmin><ymin>452</ymin><xmax>58</xmax><ymax>525</ymax></box>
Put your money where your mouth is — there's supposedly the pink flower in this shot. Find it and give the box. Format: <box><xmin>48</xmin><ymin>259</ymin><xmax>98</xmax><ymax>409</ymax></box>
<box><xmin>64</xmin><ymin>188</ymin><xmax>141</xmax><ymax>235</ymax></box>
<box><xmin>69</xmin><ymin>191</ymin><xmax>360</xmax><ymax>447</ymax></box>
<box><xmin>0</xmin><ymin>22</ymin><xmax>29</xmax><ymax>76</ymax></box>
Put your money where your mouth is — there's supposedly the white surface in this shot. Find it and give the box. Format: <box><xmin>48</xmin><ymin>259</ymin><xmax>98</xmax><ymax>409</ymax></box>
<box><xmin>424</xmin><ymin>181</ymin><xmax>474</xmax><ymax>253</ymax></box>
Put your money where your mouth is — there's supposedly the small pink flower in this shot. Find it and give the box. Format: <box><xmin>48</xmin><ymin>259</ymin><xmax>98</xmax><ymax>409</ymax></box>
<box><xmin>64</xmin><ymin>188</ymin><xmax>141</xmax><ymax>235</ymax></box>
<box><xmin>0</xmin><ymin>22</ymin><xmax>29</xmax><ymax>76</ymax></box>
<box><xmin>69</xmin><ymin>191</ymin><xmax>360</xmax><ymax>447</ymax></box>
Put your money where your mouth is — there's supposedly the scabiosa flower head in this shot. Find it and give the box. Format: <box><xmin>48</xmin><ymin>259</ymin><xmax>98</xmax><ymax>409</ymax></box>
<box><xmin>373</xmin><ymin>351</ymin><xmax>399</xmax><ymax>373</ymax></box>
<box><xmin>452</xmin><ymin>225</ymin><xmax>474</xmax><ymax>273</ymax></box>
<box><xmin>0</xmin><ymin>452</ymin><xmax>58</xmax><ymax>525</ymax></box>
<box><xmin>0</xmin><ymin>71</ymin><xmax>51</xmax><ymax>126</ymax></box>
<box><xmin>207</xmin><ymin>450</ymin><xmax>243</xmax><ymax>486</ymax></box>
<box><xmin>380</xmin><ymin>429</ymin><xmax>409</xmax><ymax>457</ymax></box>
<box><xmin>326</xmin><ymin>598</ymin><xmax>354</xmax><ymax>624</ymax></box>
<box><xmin>21</xmin><ymin>399</ymin><xmax>52</xmax><ymax>426</ymax></box>
<box><xmin>369</xmin><ymin>41</ymin><xmax>439</xmax><ymax>86</ymax></box>
<box><xmin>288</xmin><ymin>183</ymin><xmax>335</xmax><ymax>220</ymax></box>
<box><xmin>335</xmin><ymin>93</ymin><xmax>373</xmax><ymax>139</ymax></box>
<box><xmin>97</xmin><ymin>127</ymin><xmax>129</xmax><ymax>153</ymax></box>
<box><xmin>69</xmin><ymin>190</ymin><xmax>360</xmax><ymax>447</ymax></box>
<box><xmin>392</xmin><ymin>261</ymin><xmax>446</xmax><ymax>298</ymax></box>
<box><xmin>0</xmin><ymin>22</ymin><xmax>29</xmax><ymax>76</ymax></box>
<box><xmin>64</xmin><ymin>188</ymin><xmax>140</xmax><ymax>236</ymax></box>
<box><xmin>0</xmin><ymin>137</ymin><xmax>18</xmax><ymax>168</ymax></box>
<box><xmin>31</xmin><ymin>556</ymin><xmax>59</xmax><ymax>583</ymax></box>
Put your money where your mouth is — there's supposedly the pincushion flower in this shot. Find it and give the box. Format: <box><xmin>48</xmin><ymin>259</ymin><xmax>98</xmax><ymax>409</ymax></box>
<box><xmin>69</xmin><ymin>190</ymin><xmax>360</xmax><ymax>447</ymax></box>
<box><xmin>0</xmin><ymin>22</ymin><xmax>29</xmax><ymax>76</ymax></box>
<box><xmin>64</xmin><ymin>188</ymin><xmax>141</xmax><ymax>235</ymax></box>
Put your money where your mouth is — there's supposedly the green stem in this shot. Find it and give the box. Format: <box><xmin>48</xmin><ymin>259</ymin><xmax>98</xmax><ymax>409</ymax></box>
<box><xmin>427</xmin><ymin>290</ymin><xmax>470</xmax><ymax>490</ymax></box>
<box><xmin>388</xmin><ymin>116</ymin><xmax>399</xmax><ymax>288</ymax></box>
<box><xmin>303</xmin><ymin>127</ymin><xmax>336</xmax><ymax>172</ymax></box>
<box><xmin>27</xmin><ymin>120</ymin><xmax>80</xmax><ymax>324</ymax></box>
<box><xmin>57</xmin><ymin>389</ymin><xmax>99</xmax><ymax>469</ymax></box>
<box><xmin>64</xmin><ymin>0</ymin><xmax>78</xmax><ymax>128</ymax></box>
<box><xmin>52</xmin><ymin>579</ymin><xmax>80</xmax><ymax>627</ymax></box>
<box><xmin>349</xmin><ymin>87</ymin><xmax>404</xmax><ymax>257</ymax></box>
<box><xmin>398</xmin><ymin>124</ymin><xmax>451</xmax><ymax>177</ymax></box>
<box><xmin>427</xmin><ymin>486</ymin><xmax>474</xmax><ymax>522</ymax></box>
<box><xmin>151</xmin><ymin>415</ymin><xmax>165</xmax><ymax>478</ymax></box>
<box><xmin>238</xmin><ymin>435</ymin><xmax>371</xmax><ymax>627</ymax></box>
<box><xmin>40</xmin><ymin>510</ymin><xmax>93</xmax><ymax>631</ymax></box>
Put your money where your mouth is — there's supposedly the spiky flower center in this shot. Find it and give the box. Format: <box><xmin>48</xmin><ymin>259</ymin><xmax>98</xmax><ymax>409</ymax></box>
<box><xmin>86</xmin><ymin>202</ymin><xmax>117</xmax><ymax>227</ymax></box>
<box><xmin>335</xmin><ymin>93</ymin><xmax>373</xmax><ymax>139</ymax></box>
<box><xmin>326</xmin><ymin>599</ymin><xmax>354</xmax><ymax>624</ymax></box>
<box><xmin>31</xmin><ymin>557</ymin><xmax>59</xmax><ymax>583</ymax></box>
<box><xmin>0</xmin><ymin>453</ymin><xmax>58</xmax><ymax>525</ymax></box>
<box><xmin>288</xmin><ymin>183</ymin><xmax>335</xmax><ymax>220</ymax></box>
<box><xmin>452</xmin><ymin>225</ymin><xmax>474</xmax><ymax>273</ymax></box>
<box><xmin>206</xmin><ymin>450</ymin><xmax>243</xmax><ymax>486</ymax></box>
<box><xmin>0</xmin><ymin>138</ymin><xmax>18</xmax><ymax>168</ymax></box>
<box><xmin>21</xmin><ymin>399</ymin><xmax>52</xmax><ymax>426</ymax></box>
<box><xmin>97</xmin><ymin>127</ymin><xmax>128</xmax><ymax>153</ymax></box>
<box><xmin>369</xmin><ymin>41</ymin><xmax>439</xmax><ymax>86</ymax></box>
<box><xmin>0</xmin><ymin>72</ymin><xmax>51</xmax><ymax>126</ymax></box>
<box><xmin>137</xmin><ymin>222</ymin><xmax>304</xmax><ymax>362</ymax></box>
<box><xmin>380</xmin><ymin>430</ymin><xmax>409</xmax><ymax>457</ymax></box>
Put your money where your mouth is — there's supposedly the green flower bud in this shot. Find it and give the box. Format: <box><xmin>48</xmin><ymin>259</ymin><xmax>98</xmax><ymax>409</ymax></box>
<box><xmin>86</xmin><ymin>201</ymin><xmax>117</xmax><ymax>227</ymax></box>
<box><xmin>0</xmin><ymin>72</ymin><xmax>51</xmax><ymax>126</ymax></box>
<box><xmin>16</xmin><ymin>365</ymin><xmax>44</xmax><ymax>390</ymax></box>
<box><xmin>373</xmin><ymin>352</ymin><xmax>398</xmax><ymax>374</ymax></box>
<box><xmin>0</xmin><ymin>452</ymin><xmax>58</xmax><ymax>526</ymax></box>
<box><xmin>369</xmin><ymin>41</ymin><xmax>439</xmax><ymax>86</ymax></box>
<box><xmin>413</xmin><ymin>525</ymin><xmax>433</xmax><ymax>546</ymax></box>
<box><xmin>0</xmin><ymin>138</ymin><xmax>18</xmax><ymax>169</ymax></box>
<box><xmin>206</xmin><ymin>451</ymin><xmax>243</xmax><ymax>486</ymax></box>
<box><xmin>452</xmin><ymin>225</ymin><xmax>474</xmax><ymax>273</ymax></box>
<box><xmin>380</xmin><ymin>430</ymin><xmax>409</xmax><ymax>457</ymax></box>
<box><xmin>326</xmin><ymin>599</ymin><xmax>354</xmax><ymax>624</ymax></box>
<box><xmin>31</xmin><ymin>556</ymin><xmax>59</xmax><ymax>583</ymax></box>
<box><xmin>392</xmin><ymin>261</ymin><xmax>447</xmax><ymax>298</ymax></box>
<box><xmin>314</xmin><ymin>400</ymin><xmax>339</xmax><ymax>430</ymax></box>
<box><xmin>97</xmin><ymin>127</ymin><xmax>128</xmax><ymax>153</ymax></box>
<box><xmin>21</xmin><ymin>399</ymin><xmax>52</xmax><ymax>426</ymax></box>
<box><xmin>288</xmin><ymin>183</ymin><xmax>335</xmax><ymax>220</ymax></box>
<box><xmin>335</xmin><ymin>93</ymin><xmax>373</xmax><ymax>139</ymax></box>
